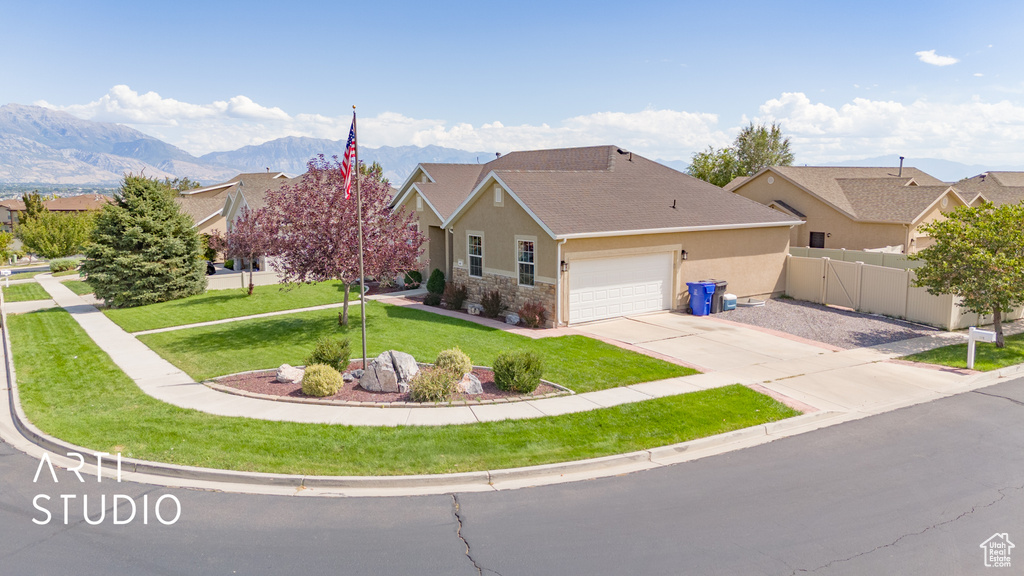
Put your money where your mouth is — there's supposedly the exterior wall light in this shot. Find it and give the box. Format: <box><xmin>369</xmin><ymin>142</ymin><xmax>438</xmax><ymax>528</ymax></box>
<box><xmin>681</xmin><ymin>250</ymin><xmax>688</xmax><ymax>261</ymax></box>
<box><xmin>560</xmin><ymin>261</ymin><xmax>569</xmax><ymax>272</ymax></box>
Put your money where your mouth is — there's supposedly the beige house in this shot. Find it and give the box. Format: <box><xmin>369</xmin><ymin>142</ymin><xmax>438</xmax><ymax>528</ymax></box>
<box><xmin>0</xmin><ymin>194</ymin><xmax>113</xmax><ymax>233</ymax></box>
<box><xmin>726</xmin><ymin>166</ymin><xmax>985</xmax><ymax>253</ymax></box>
<box><xmin>394</xmin><ymin>146</ymin><xmax>801</xmax><ymax>326</ymax></box>
<box><xmin>177</xmin><ymin>172</ymin><xmax>290</xmax><ymax>238</ymax></box>
<box><xmin>952</xmin><ymin>171</ymin><xmax>1024</xmax><ymax>206</ymax></box>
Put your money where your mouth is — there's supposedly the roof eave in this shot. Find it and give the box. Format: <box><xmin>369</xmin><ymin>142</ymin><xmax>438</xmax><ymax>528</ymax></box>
<box><xmin>555</xmin><ymin>219</ymin><xmax>804</xmax><ymax>240</ymax></box>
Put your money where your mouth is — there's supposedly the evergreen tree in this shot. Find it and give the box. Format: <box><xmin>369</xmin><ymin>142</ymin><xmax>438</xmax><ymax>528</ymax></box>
<box><xmin>21</xmin><ymin>191</ymin><xmax>47</xmax><ymax>222</ymax></box>
<box><xmin>82</xmin><ymin>175</ymin><xmax>206</xmax><ymax>308</ymax></box>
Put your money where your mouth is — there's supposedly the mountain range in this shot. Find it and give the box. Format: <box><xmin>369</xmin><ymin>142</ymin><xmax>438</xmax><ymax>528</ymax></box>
<box><xmin>0</xmin><ymin>104</ymin><xmax>490</xmax><ymax>187</ymax></box>
<box><xmin>1</xmin><ymin>103</ymin><xmax>1019</xmax><ymax>189</ymax></box>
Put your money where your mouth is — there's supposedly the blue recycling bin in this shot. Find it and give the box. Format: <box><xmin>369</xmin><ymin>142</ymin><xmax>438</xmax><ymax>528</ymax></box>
<box><xmin>686</xmin><ymin>281</ymin><xmax>716</xmax><ymax>316</ymax></box>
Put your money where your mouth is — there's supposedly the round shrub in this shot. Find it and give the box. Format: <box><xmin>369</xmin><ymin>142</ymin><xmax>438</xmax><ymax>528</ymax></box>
<box><xmin>435</xmin><ymin>347</ymin><xmax>472</xmax><ymax>375</ymax></box>
<box><xmin>426</xmin><ymin>268</ymin><xmax>446</xmax><ymax>295</ymax></box>
<box><xmin>403</xmin><ymin>270</ymin><xmax>422</xmax><ymax>288</ymax></box>
<box><xmin>423</xmin><ymin>293</ymin><xmax>442</xmax><ymax>306</ymax></box>
<box><xmin>493</xmin><ymin>351</ymin><xmax>544</xmax><ymax>394</ymax></box>
<box><xmin>408</xmin><ymin>367</ymin><xmax>459</xmax><ymax>403</ymax></box>
<box><xmin>305</xmin><ymin>337</ymin><xmax>351</xmax><ymax>372</ymax></box>
<box><xmin>301</xmin><ymin>364</ymin><xmax>343</xmax><ymax>397</ymax></box>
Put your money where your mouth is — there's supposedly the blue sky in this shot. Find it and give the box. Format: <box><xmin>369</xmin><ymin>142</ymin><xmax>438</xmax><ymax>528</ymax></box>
<box><xmin>3</xmin><ymin>0</ymin><xmax>1023</xmax><ymax>167</ymax></box>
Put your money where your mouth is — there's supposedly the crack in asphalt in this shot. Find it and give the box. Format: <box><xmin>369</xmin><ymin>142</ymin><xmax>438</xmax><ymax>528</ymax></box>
<box><xmin>787</xmin><ymin>483</ymin><xmax>1024</xmax><ymax>574</ymax></box>
<box><xmin>452</xmin><ymin>494</ymin><xmax>501</xmax><ymax>576</ymax></box>
<box><xmin>972</xmin><ymin>389</ymin><xmax>1024</xmax><ymax>407</ymax></box>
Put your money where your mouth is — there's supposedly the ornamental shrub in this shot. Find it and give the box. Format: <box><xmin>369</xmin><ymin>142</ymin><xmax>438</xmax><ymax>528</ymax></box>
<box><xmin>408</xmin><ymin>367</ymin><xmax>459</xmax><ymax>403</ymax></box>
<box><xmin>301</xmin><ymin>364</ymin><xmax>343</xmax><ymax>397</ymax></box>
<box><xmin>435</xmin><ymin>347</ymin><xmax>472</xmax><ymax>375</ymax></box>
<box><xmin>304</xmin><ymin>337</ymin><xmax>351</xmax><ymax>372</ymax></box>
<box><xmin>517</xmin><ymin>301</ymin><xmax>548</xmax><ymax>328</ymax></box>
<box><xmin>493</xmin><ymin>350</ymin><xmax>544</xmax><ymax>394</ymax></box>
<box><xmin>49</xmin><ymin>258</ymin><xmax>80</xmax><ymax>273</ymax></box>
<box><xmin>403</xmin><ymin>270</ymin><xmax>422</xmax><ymax>288</ymax></box>
<box><xmin>481</xmin><ymin>289</ymin><xmax>503</xmax><ymax>318</ymax></box>
<box><xmin>426</xmin><ymin>268</ymin><xmax>445</xmax><ymax>295</ymax></box>
<box><xmin>442</xmin><ymin>282</ymin><xmax>468</xmax><ymax>310</ymax></box>
<box><xmin>224</xmin><ymin>258</ymin><xmax>234</xmax><ymax>270</ymax></box>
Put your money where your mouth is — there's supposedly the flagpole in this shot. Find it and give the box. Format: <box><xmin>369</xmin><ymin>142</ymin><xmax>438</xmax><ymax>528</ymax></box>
<box><xmin>354</xmin><ymin>106</ymin><xmax>367</xmax><ymax>370</ymax></box>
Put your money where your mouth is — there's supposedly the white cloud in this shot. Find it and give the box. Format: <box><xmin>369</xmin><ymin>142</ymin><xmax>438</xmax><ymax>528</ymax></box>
<box><xmin>916</xmin><ymin>49</ymin><xmax>959</xmax><ymax>66</ymax></box>
<box><xmin>38</xmin><ymin>85</ymin><xmax>1024</xmax><ymax>167</ymax></box>
<box><xmin>755</xmin><ymin>92</ymin><xmax>1024</xmax><ymax>165</ymax></box>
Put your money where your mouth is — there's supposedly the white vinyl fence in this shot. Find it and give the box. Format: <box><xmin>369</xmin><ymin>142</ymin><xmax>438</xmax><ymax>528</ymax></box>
<box><xmin>789</xmin><ymin>247</ymin><xmax>923</xmax><ymax>269</ymax></box>
<box><xmin>785</xmin><ymin>255</ymin><xmax>1024</xmax><ymax>331</ymax></box>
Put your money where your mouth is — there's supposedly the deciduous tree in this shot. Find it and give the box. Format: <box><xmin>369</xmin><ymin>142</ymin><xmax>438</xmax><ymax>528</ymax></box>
<box><xmin>226</xmin><ymin>207</ymin><xmax>274</xmax><ymax>295</ymax></box>
<box><xmin>687</xmin><ymin>122</ymin><xmax>795</xmax><ymax>186</ymax></box>
<box><xmin>910</xmin><ymin>202</ymin><xmax>1024</xmax><ymax>347</ymax></box>
<box><xmin>82</xmin><ymin>175</ymin><xmax>206</xmax><ymax>308</ymax></box>
<box><xmin>16</xmin><ymin>211</ymin><xmax>95</xmax><ymax>259</ymax></box>
<box><xmin>686</xmin><ymin>146</ymin><xmax>741</xmax><ymax>188</ymax></box>
<box><xmin>264</xmin><ymin>155</ymin><xmax>423</xmax><ymax>326</ymax></box>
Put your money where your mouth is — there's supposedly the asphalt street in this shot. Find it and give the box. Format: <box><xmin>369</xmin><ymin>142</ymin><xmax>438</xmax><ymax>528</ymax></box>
<box><xmin>1</xmin><ymin>378</ymin><xmax>1022</xmax><ymax>575</ymax></box>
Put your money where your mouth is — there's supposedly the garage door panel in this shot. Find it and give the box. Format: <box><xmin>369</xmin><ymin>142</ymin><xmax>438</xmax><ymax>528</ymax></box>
<box><xmin>569</xmin><ymin>253</ymin><xmax>672</xmax><ymax>323</ymax></box>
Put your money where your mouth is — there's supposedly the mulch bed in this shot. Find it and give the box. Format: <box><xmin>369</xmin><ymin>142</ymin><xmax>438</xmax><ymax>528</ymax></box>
<box><xmin>212</xmin><ymin>361</ymin><xmax>560</xmax><ymax>404</ymax></box>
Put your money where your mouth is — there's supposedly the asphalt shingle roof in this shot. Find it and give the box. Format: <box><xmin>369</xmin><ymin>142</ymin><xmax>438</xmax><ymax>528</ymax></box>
<box><xmin>952</xmin><ymin>172</ymin><xmax>1024</xmax><ymax>206</ymax></box>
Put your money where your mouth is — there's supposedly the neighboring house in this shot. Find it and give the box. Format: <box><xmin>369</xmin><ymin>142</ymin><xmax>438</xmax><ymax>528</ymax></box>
<box><xmin>219</xmin><ymin>172</ymin><xmax>294</xmax><ymax>270</ymax></box>
<box><xmin>0</xmin><ymin>194</ymin><xmax>113</xmax><ymax>233</ymax></box>
<box><xmin>951</xmin><ymin>171</ymin><xmax>1024</xmax><ymax>207</ymax></box>
<box><xmin>725</xmin><ymin>166</ymin><xmax>985</xmax><ymax>253</ymax></box>
<box><xmin>394</xmin><ymin>145</ymin><xmax>802</xmax><ymax>326</ymax></box>
<box><xmin>179</xmin><ymin>172</ymin><xmax>290</xmax><ymax>238</ymax></box>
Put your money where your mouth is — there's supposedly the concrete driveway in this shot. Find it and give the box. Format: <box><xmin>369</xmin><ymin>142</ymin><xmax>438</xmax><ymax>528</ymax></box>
<box><xmin>576</xmin><ymin>312</ymin><xmax>835</xmax><ymax>373</ymax></box>
<box><xmin>575</xmin><ymin>310</ymin><xmax>974</xmax><ymax>417</ymax></box>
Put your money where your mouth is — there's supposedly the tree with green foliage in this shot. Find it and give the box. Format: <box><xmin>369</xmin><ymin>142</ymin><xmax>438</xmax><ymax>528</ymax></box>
<box><xmin>686</xmin><ymin>146</ymin><xmax>742</xmax><ymax>188</ymax></box>
<box><xmin>162</xmin><ymin>176</ymin><xmax>203</xmax><ymax>193</ymax></box>
<box><xmin>21</xmin><ymin>191</ymin><xmax>48</xmax><ymax>222</ymax></box>
<box><xmin>734</xmin><ymin>121</ymin><xmax>794</xmax><ymax>176</ymax></box>
<box><xmin>909</xmin><ymin>202</ymin><xmax>1024</xmax><ymax>347</ymax></box>
<box><xmin>0</xmin><ymin>231</ymin><xmax>14</xmax><ymax>263</ymax></box>
<box><xmin>82</xmin><ymin>175</ymin><xmax>206</xmax><ymax>308</ymax></box>
<box><xmin>15</xmin><ymin>211</ymin><xmax>95</xmax><ymax>259</ymax></box>
<box><xmin>687</xmin><ymin>122</ymin><xmax>794</xmax><ymax>187</ymax></box>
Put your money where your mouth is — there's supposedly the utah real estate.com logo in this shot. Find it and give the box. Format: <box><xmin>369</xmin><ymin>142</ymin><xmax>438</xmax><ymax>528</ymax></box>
<box><xmin>980</xmin><ymin>533</ymin><xmax>1014</xmax><ymax>568</ymax></box>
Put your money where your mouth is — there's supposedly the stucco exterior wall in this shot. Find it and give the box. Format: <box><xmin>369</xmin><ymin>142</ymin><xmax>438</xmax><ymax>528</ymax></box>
<box><xmin>734</xmin><ymin>172</ymin><xmax>909</xmax><ymax>251</ymax></box>
<box><xmin>560</xmin><ymin>226</ymin><xmax>791</xmax><ymax>322</ymax></box>
<box><xmin>398</xmin><ymin>190</ymin><xmax>444</xmax><ymax>277</ymax></box>
<box><xmin>906</xmin><ymin>190</ymin><xmax>968</xmax><ymax>253</ymax></box>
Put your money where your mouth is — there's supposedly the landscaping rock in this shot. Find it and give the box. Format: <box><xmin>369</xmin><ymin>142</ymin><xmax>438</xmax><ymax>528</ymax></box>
<box><xmin>276</xmin><ymin>364</ymin><xmax>304</xmax><ymax>384</ymax></box>
<box><xmin>457</xmin><ymin>373</ymin><xmax>483</xmax><ymax>395</ymax></box>
<box><xmin>390</xmin><ymin>350</ymin><xmax>419</xmax><ymax>383</ymax></box>
<box><xmin>359</xmin><ymin>350</ymin><xmax>418</xmax><ymax>393</ymax></box>
<box><xmin>467</xmin><ymin>303</ymin><xmax>483</xmax><ymax>316</ymax></box>
<box><xmin>505</xmin><ymin>313</ymin><xmax>520</xmax><ymax>325</ymax></box>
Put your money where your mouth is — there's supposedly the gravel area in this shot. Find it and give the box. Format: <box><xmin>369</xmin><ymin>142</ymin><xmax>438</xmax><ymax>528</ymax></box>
<box><xmin>716</xmin><ymin>298</ymin><xmax>939</xmax><ymax>349</ymax></box>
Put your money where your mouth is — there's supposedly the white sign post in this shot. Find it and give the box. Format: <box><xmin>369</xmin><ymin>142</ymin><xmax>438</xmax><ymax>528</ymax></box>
<box><xmin>967</xmin><ymin>326</ymin><xmax>998</xmax><ymax>369</ymax></box>
<box><xmin>0</xmin><ymin>269</ymin><xmax>10</xmax><ymax>287</ymax></box>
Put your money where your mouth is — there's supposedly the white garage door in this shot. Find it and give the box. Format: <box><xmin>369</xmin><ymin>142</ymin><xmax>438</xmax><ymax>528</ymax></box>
<box><xmin>568</xmin><ymin>252</ymin><xmax>673</xmax><ymax>323</ymax></box>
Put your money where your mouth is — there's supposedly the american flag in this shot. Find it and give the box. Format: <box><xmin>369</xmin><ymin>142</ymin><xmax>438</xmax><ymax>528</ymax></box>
<box><xmin>340</xmin><ymin>115</ymin><xmax>356</xmax><ymax>199</ymax></box>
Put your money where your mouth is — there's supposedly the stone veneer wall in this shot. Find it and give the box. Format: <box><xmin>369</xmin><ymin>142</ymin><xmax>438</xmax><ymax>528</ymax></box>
<box><xmin>452</xmin><ymin>268</ymin><xmax>557</xmax><ymax>328</ymax></box>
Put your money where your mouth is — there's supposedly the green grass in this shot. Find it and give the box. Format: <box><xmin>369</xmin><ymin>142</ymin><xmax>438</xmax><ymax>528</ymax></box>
<box><xmin>903</xmin><ymin>331</ymin><xmax>1024</xmax><ymax>371</ymax></box>
<box><xmin>52</xmin><ymin>269</ymin><xmax>80</xmax><ymax>277</ymax></box>
<box><xmin>2</xmin><ymin>282</ymin><xmax>51</xmax><ymax>302</ymax></box>
<box><xmin>140</xmin><ymin>300</ymin><xmax>696</xmax><ymax>391</ymax></box>
<box><xmin>62</xmin><ymin>280</ymin><xmax>94</xmax><ymax>296</ymax></box>
<box><xmin>104</xmin><ymin>280</ymin><xmax>357</xmax><ymax>332</ymax></box>
<box><xmin>8</xmin><ymin>270</ymin><xmax>44</xmax><ymax>281</ymax></box>
<box><xmin>9</xmin><ymin>308</ymin><xmax>799</xmax><ymax>476</ymax></box>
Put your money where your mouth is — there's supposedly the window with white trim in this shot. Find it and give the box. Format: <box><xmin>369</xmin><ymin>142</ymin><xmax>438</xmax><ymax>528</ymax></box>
<box><xmin>517</xmin><ymin>240</ymin><xmax>535</xmax><ymax>286</ymax></box>
<box><xmin>468</xmin><ymin>235</ymin><xmax>483</xmax><ymax>277</ymax></box>
<box><xmin>494</xmin><ymin>184</ymin><xmax>503</xmax><ymax>205</ymax></box>
<box><xmin>416</xmin><ymin>196</ymin><xmax>423</xmax><ymax>211</ymax></box>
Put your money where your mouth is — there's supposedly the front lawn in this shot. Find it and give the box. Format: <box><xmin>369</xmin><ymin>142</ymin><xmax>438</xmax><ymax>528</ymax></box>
<box><xmin>2</xmin><ymin>282</ymin><xmax>51</xmax><ymax>303</ymax></box>
<box><xmin>62</xmin><ymin>280</ymin><xmax>94</xmax><ymax>296</ymax></box>
<box><xmin>9</xmin><ymin>308</ymin><xmax>799</xmax><ymax>476</ymax></box>
<box><xmin>139</xmin><ymin>300</ymin><xmax>696</xmax><ymax>391</ymax></box>
<box><xmin>104</xmin><ymin>280</ymin><xmax>357</xmax><ymax>332</ymax></box>
<box><xmin>903</xmin><ymin>331</ymin><xmax>1024</xmax><ymax>371</ymax></box>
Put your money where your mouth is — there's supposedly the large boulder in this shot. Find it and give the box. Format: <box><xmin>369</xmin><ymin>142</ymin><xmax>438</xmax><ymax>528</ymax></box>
<box><xmin>359</xmin><ymin>350</ymin><xmax>419</xmax><ymax>393</ymax></box>
<box><xmin>457</xmin><ymin>373</ymin><xmax>483</xmax><ymax>395</ymax></box>
<box><xmin>276</xmin><ymin>364</ymin><xmax>304</xmax><ymax>384</ymax></box>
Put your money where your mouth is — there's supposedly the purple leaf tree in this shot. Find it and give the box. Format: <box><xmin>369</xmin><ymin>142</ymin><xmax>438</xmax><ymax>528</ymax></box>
<box><xmin>264</xmin><ymin>155</ymin><xmax>424</xmax><ymax>326</ymax></box>
<box><xmin>226</xmin><ymin>206</ymin><xmax>274</xmax><ymax>295</ymax></box>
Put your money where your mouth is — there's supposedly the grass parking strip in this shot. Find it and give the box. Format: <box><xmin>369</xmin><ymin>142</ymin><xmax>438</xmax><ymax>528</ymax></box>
<box><xmin>10</xmin><ymin>308</ymin><xmax>798</xmax><ymax>476</ymax></box>
<box><xmin>2</xmin><ymin>282</ymin><xmax>51</xmax><ymax>303</ymax></box>
<box><xmin>138</xmin><ymin>300</ymin><xmax>695</xmax><ymax>391</ymax></box>
<box><xmin>902</xmin><ymin>332</ymin><xmax>1024</xmax><ymax>371</ymax></box>
<box><xmin>61</xmin><ymin>280</ymin><xmax>94</xmax><ymax>296</ymax></box>
<box><xmin>103</xmin><ymin>280</ymin><xmax>357</xmax><ymax>332</ymax></box>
